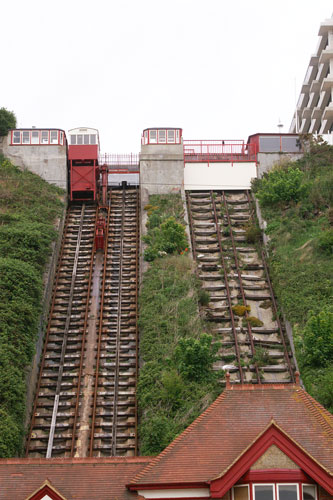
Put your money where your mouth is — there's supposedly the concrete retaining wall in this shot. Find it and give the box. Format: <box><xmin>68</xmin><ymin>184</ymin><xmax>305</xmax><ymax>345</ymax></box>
<box><xmin>184</xmin><ymin>162</ymin><xmax>256</xmax><ymax>190</ymax></box>
<box><xmin>1</xmin><ymin>133</ymin><xmax>67</xmax><ymax>190</ymax></box>
<box><xmin>140</xmin><ymin>143</ymin><xmax>184</xmax><ymax>196</ymax></box>
<box><xmin>257</xmin><ymin>152</ymin><xmax>303</xmax><ymax>178</ymax></box>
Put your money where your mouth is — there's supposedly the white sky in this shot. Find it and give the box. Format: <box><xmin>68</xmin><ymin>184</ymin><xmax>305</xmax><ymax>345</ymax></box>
<box><xmin>1</xmin><ymin>0</ymin><xmax>332</xmax><ymax>153</ymax></box>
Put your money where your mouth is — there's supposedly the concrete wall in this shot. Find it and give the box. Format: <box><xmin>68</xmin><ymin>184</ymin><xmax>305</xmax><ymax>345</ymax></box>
<box><xmin>257</xmin><ymin>152</ymin><xmax>303</xmax><ymax>178</ymax></box>
<box><xmin>140</xmin><ymin>143</ymin><xmax>184</xmax><ymax>196</ymax></box>
<box><xmin>184</xmin><ymin>162</ymin><xmax>257</xmax><ymax>190</ymax></box>
<box><xmin>1</xmin><ymin>133</ymin><xmax>67</xmax><ymax>190</ymax></box>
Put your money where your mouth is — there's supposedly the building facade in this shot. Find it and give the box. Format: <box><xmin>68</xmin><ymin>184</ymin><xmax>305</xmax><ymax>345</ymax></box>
<box><xmin>290</xmin><ymin>14</ymin><xmax>333</xmax><ymax>138</ymax></box>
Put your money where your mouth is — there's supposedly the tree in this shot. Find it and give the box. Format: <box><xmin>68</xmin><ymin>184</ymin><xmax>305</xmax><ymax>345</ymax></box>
<box><xmin>0</xmin><ymin>108</ymin><xmax>17</xmax><ymax>136</ymax></box>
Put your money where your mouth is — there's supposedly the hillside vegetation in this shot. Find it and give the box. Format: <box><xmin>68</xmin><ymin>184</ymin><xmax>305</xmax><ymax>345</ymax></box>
<box><xmin>138</xmin><ymin>195</ymin><xmax>222</xmax><ymax>455</ymax></box>
<box><xmin>252</xmin><ymin>141</ymin><xmax>333</xmax><ymax>411</ymax></box>
<box><xmin>0</xmin><ymin>156</ymin><xmax>64</xmax><ymax>456</ymax></box>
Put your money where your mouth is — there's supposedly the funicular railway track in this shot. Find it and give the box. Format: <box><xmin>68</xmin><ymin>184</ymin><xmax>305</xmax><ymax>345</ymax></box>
<box><xmin>26</xmin><ymin>188</ymin><xmax>139</xmax><ymax>458</ymax></box>
<box><xmin>89</xmin><ymin>189</ymin><xmax>139</xmax><ymax>457</ymax></box>
<box><xmin>186</xmin><ymin>190</ymin><xmax>295</xmax><ymax>385</ymax></box>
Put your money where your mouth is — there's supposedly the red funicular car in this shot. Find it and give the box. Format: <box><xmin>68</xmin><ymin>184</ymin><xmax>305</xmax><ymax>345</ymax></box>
<box><xmin>68</xmin><ymin>127</ymin><xmax>100</xmax><ymax>201</ymax></box>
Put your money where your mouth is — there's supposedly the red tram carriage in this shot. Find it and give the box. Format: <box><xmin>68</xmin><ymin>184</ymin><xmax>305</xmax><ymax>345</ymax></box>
<box><xmin>68</xmin><ymin>127</ymin><xmax>100</xmax><ymax>201</ymax></box>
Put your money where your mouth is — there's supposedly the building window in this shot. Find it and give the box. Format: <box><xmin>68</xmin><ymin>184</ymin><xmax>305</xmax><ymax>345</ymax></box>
<box><xmin>167</xmin><ymin>129</ymin><xmax>175</xmax><ymax>143</ymax></box>
<box><xmin>31</xmin><ymin>130</ymin><xmax>39</xmax><ymax>144</ymax></box>
<box><xmin>233</xmin><ymin>485</ymin><xmax>249</xmax><ymax>500</ymax></box>
<box><xmin>254</xmin><ymin>484</ymin><xmax>275</xmax><ymax>500</ymax></box>
<box><xmin>158</xmin><ymin>130</ymin><xmax>166</xmax><ymax>143</ymax></box>
<box><xmin>41</xmin><ymin>131</ymin><xmax>49</xmax><ymax>144</ymax></box>
<box><xmin>302</xmin><ymin>485</ymin><xmax>316</xmax><ymax>500</ymax></box>
<box><xmin>22</xmin><ymin>131</ymin><xmax>30</xmax><ymax>144</ymax></box>
<box><xmin>278</xmin><ymin>484</ymin><xmax>298</xmax><ymax>500</ymax></box>
<box><xmin>149</xmin><ymin>130</ymin><xmax>157</xmax><ymax>143</ymax></box>
<box><xmin>13</xmin><ymin>131</ymin><xmax>21</xmax><ymax>143</ymax></box>
<box><xmin>50</xmin><ymin>131</ymin><xmax>58</xmax><ymax>144</ymax></box>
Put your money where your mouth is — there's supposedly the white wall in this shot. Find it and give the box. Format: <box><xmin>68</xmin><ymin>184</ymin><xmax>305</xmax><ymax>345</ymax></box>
<box><xmin>184</xmin><ymin>162</ymin><xmax>257</xmax><ymax>190</ymax></box>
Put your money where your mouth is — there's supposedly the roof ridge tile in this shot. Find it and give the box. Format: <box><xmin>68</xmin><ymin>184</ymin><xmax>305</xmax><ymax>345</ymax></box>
<box><xmin>296</xmin><ymin>388</ymin><xmax>333</xmax><ymax>437</ymax></box>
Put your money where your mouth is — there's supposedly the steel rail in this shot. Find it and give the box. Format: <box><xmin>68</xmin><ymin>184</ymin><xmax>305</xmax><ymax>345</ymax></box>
<box><xmin>221</xmin><ymin>191</ymin><xmax>261</xmax><ymax>384</ymax></box>
<box><xmin>134</xmin><ymin>187</ymin><xmax>140</xmax><ymax>455</ymax></box>
<box><xmin>46</xmin><ymin>205</ymin><xmax>86</xmax><ymax>457</ymax></box>
<box><xmin>89</xmin><ymin>200</ymin><xmax>111</xmax><ymax>456</ymax></box>
<box><xmin>246</xmin><ymin>191</ymin><xmax>295</xmax><ymax>383</ymax></box>
<box><xmin>210</xmin><ymin>191</ymin><xmax>244</xmax><ymax>383</ymax></box>
<box><xmin>185</xmin><ymin>192</ymin><xmax>197</xmax><ymax>260</ymax></box>
<box><xmin>25</xmin><ymin>207</ymin><xmax>73</xmax><ymax>456</ymax></box>
<box><xmin>111</xmin><ymin>189</ymin><xmax>126</xmax><ymax>456</ymax></box>
<box><xmin>70</xmin><ymin>209</ymin><xmax>99</xmax><ymax>456</ymax></box>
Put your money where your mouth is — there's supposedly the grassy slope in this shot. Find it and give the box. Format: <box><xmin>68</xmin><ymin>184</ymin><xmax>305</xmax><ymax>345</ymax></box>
<box><xmin>253</xmin><ymin>143</ymin><xmax>333</xmax><ymax>411</ymax></box>
<box><xmin>0</xmin><ymin>157</ymin><xmax>64</xmax><ymax>456</ymax></box>
<box><xmin>138</xmin><ymin>195</ymin><xmax>222</xmax><ymax>455</ymax></box>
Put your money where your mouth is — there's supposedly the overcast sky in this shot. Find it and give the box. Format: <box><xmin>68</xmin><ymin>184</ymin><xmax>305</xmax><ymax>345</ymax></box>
<box><xmin>1</xmin><ymin>0</ymin><xmax>332</xmax><ymax>152</ymax></box>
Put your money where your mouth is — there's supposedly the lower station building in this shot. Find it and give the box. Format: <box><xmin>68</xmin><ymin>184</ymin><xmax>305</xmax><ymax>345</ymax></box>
<box><xmin>0</xmin><ymin>381</ymin><xmax>332</xmax><ymax>500</ymax></box>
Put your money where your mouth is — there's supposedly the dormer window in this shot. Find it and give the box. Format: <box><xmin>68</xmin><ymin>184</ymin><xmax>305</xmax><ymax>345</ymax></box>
<box><xmin>233</xmin><ymin>484</ymin><xmax>317</xmax><ymax>500</ymax></box>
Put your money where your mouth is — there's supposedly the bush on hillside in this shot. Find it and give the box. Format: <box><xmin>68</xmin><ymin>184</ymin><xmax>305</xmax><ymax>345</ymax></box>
<box><xmin>0</xmin><ymin>108</ymin><xmax>16</xmax><ymax>136</ymax></box>
<box><xmin>254</xmin><ymin>166</ymin><xmax>307</xmax><ymax>206</ymax></box>
<box><xmin>174</xmin><ymin>334</ymin><xmax>220</xmax><ymax>382</ymax></box>
<box><xmin>296</xmin><ymin>307</ymin><xmax>333</xmax><ymax>369</ymax></box>
<box><xmin>0</xmin><ymin>157</ymin><xmax>64</xmax><ymax>456</ymax></box>
<box><xmin>317</xmin><ymin>229</ymin><xmax>333</xmax><ymax>256</ymax></box>
<box><xmin>144</xmin><ymin>216</ymin><xmax>188</xmax><ymax>261</ymax></box>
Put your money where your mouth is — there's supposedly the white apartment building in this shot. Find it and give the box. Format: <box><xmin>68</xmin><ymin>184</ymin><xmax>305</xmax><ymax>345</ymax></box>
<box><xmin>290</xmin><ymin>14</ymin><xmax>333</xmax><ymax>137</ymax></box>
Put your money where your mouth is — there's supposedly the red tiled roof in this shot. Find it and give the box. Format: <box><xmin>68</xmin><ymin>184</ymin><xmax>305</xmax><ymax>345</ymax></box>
<box><xmin>0</xmin><ymin>456</ymin><xmax>151</xmax><ymax>500</ymax></box>
<box><xmin>130</xmin><ymin>384</ymin><xmax>333</xmax><ymax>486</ymax></box>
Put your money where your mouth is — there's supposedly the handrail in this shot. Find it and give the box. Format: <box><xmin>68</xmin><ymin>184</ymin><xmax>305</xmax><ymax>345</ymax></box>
<box><xmin>184</xmin><ymin>141</ymin><xmax>257</xmax><ymax>164</ymax></box>
<box><xmin>99</xmin><ymin>153</ymin><xmax>139</xmax><ymax>167</ymax></box>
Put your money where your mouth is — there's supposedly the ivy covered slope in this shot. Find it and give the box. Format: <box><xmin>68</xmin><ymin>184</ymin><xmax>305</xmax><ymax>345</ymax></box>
<box><xmin>252</xmin><ymin>141</ymin><xmax>333</xmax><ymax>412</ymax></box>
<box><xmin>138</xmin><ymin>195</ymin><xmax>222</xmax><ymax>455</ymax></box>
<box><xmin>0</xmin><ymin>157</ymin><xmax>64</xmax><ymax>457</ymax></box>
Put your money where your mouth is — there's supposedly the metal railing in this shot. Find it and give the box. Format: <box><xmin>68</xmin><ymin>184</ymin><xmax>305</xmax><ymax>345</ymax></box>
<box><xmin>183</xmin><ymin>140</ymin><xmax>257</xmax><ymax>164</ymax></box>
<box><xmin>99</xmin><ymin>153</ymin><xmax>139</xmax><ymax>169</ymax></box>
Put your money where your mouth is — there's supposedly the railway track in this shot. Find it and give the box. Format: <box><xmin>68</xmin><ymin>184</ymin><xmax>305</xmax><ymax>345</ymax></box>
<box><xmin>186</xmin><ymin>190</ymin><xmax>294</xmax><ymax>385</ymax></box>
<box><xmin>26</xmin><ymin>188</ymin><xmax>139</xmax><ymax>458</ymax></box>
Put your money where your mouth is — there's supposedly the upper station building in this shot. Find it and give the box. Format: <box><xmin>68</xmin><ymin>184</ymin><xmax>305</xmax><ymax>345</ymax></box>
<box><xmin>290</xmin><ymin>14</ymin><xmax>333</xmax><ymax>137</ymax></box>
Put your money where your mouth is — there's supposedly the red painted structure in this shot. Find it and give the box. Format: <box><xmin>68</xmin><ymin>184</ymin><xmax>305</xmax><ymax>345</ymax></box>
<box><xmin>247</xmin><ymin>133</ymin><xmax>302</xmax><ymax>153</ymax></box>
<box><xmin>95</xmin><ymin>215</ymin><xmax>106</xmax><ymax>251</ymax></box>
<box><xmin>183</xmin><ymin>140</ymin><xmax>257</xmax><ymax>163</ymax></box>
<box><xmin>68</xmin><ymin>128</ymin><xmax>100</xmax><ymax>202</ymax></box>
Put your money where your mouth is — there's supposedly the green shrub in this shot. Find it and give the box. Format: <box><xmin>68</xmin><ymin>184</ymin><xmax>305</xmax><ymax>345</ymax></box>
<box><xmin>174</xmin><ymin>334</ymin><xmax>220</xmax><ymax>382</ymax></box>
<box><xmin>144</xmin><ymin>216</ymin><xmax>188</xmax><ymax>261</ymax></box>
<box><xmin>255</xmin><ymin>166</ymin><xmax>306</xmax><ymax>206</ymax></box>
<box><xmin>245</xmin><ymin>224</ymin><xmax>261</xmax><ymax>243</ymax></box>
<box><xmin>246</xmin><ymin>316</ymin><xmax>264</xmax><ymax>327</ymax></box>
<box><xmin>297</xmin><ymin>307</ymin><xmax>333</xmax><ymax>368</ymax></box>
<box><xmin>0</xmin><ymin>108</ymin><xmax>16</xmax><ymax>136</ymax></box>
<box><xmin>139</xmin><ymin>412</ymin><xmax>175</xmax><ymax>455</ymax></box>
<box><xmin>198</xmin><ymin>289</ymin><xmax>210</xmax><ymax>306</ymax></box>
<box><xmin>252</xmin><ymin>346</ymin><xmax>271</xmax><ymax>367</ymax></box>
<box><xmin>308</xmin><ymin>367</ymin><xmax>333</xmax><ymax>413</ymax></box>
<box><xmin>232</xmin><ymin>304</ymin><xmax>251</xmax><ymax>316</ymax></box>
<box><xmin>317</xmin><ymin>229</ymin><xmax>333</xmax><ymax>255</ymax></box>
<box><xmin>0</xmin><ymin>222</ymin><xmax>55</xmax><ymax>268</ymax></box>
<box><xmin>0</xmin><ymin>158</ymin><xmax>64</xmax><ymax>456</ymax></box>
